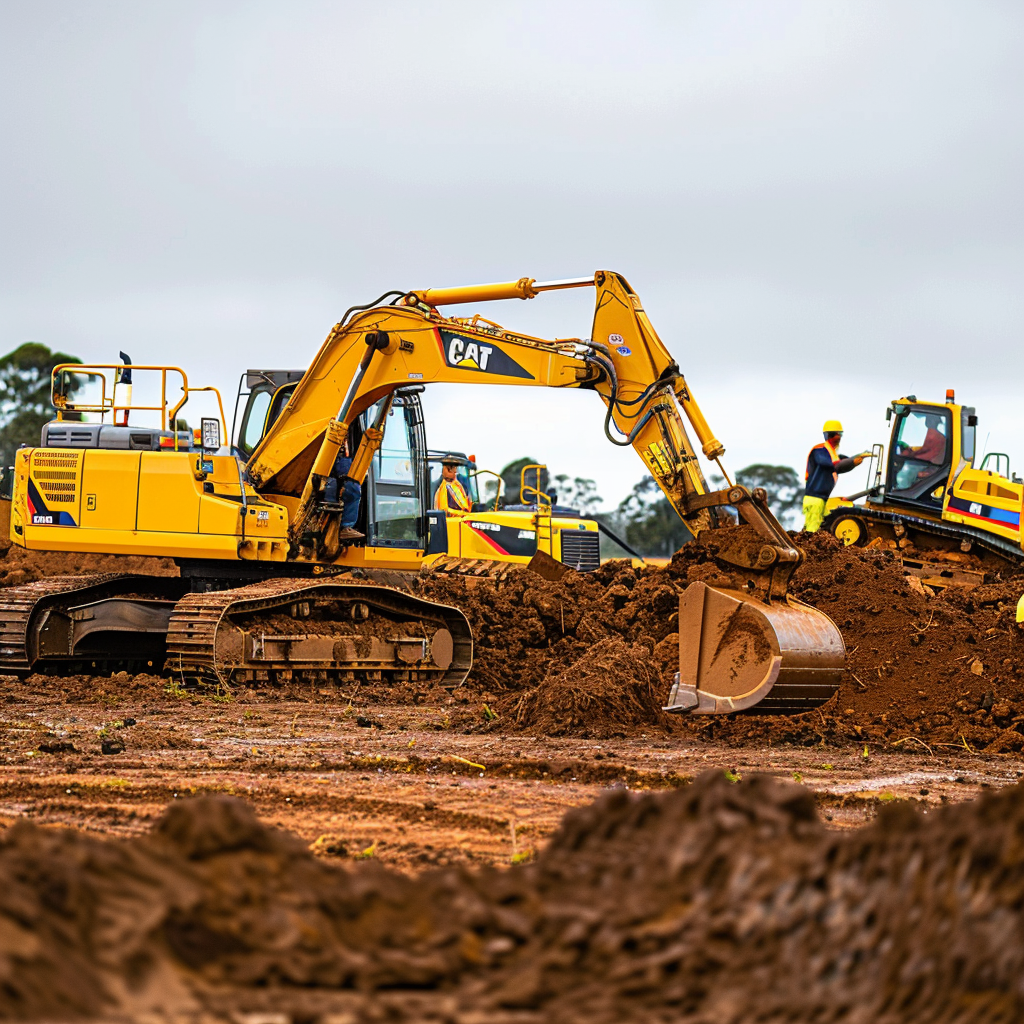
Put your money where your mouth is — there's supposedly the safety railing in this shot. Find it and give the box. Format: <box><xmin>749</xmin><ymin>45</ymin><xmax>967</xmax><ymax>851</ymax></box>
<box><xmin>50</xmin><ymin>363</ymin><xmax>227</xmax><ymax>452</ymax></box>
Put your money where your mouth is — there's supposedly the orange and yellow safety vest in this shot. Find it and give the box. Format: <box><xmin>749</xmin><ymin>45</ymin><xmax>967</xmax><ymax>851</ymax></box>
<box><xmin>434</xmin><ymin>479</ymin><xmax>471</xmax><ymax>512</ymax></box>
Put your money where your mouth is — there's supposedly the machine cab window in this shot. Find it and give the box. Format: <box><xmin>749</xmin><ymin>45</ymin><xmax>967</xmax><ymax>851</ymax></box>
<box><xmin>888</xmin><ymin>407</ymin><xmax>952</xmax><ymax>506</ymax></box>
<box><xmin>232</xmin><ymin>370</ymin><xmax>305</xmax><ymax>459</ymax></box>
<box><xmin>365</xmin><ymin>394</ymin><xmax>426</xmax><ymax>547</ymax></box>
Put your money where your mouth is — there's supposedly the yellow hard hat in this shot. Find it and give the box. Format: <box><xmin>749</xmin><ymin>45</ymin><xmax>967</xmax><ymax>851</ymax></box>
<box><xmin>822</xmin><ymin>419</ymin><xmax>843</xmax><ymax>434</ymax></box>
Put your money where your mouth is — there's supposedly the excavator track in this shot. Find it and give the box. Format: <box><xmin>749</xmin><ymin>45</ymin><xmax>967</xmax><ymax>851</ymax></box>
<box><xmin>0</xmin><ymin>574</ymin><xmax>188</xmax><ymax>676</ymax></box>
<box><xmin>166</xmin><ymin>577</ymin><xmax>473</xmax><ymax>689</ymax></box>
<box><xmin>0</xmin><ymin>574</ymin><xmax>472</xmax><ymax>688</ymax></box>
<box><xmin>825</xmin><ymin>505</ymin><xmax>1023</xmax><ymax>568</ymax></box>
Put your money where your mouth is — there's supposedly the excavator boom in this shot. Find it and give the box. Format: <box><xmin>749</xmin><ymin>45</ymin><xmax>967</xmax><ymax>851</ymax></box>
<box><xmin>244</xmin><ymin>270</ymin><xmax>844</xmax><ymax>714</ymax></box>
<box><xmin>7</xmin><ymin>270</ymin><xmax>844</xmax><ymax>714</ymax></box>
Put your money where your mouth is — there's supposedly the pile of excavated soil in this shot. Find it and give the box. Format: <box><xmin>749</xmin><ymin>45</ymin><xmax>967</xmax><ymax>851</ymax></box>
<box><xmin>505</xmin><ymin>636</ymin><xmax>665</xmax><ymax>737</ymax></box>
<box><xmin>0</xmin><ymin>545</ymin><xmax>175</xmax><ymax>587</ymax></box>
<box><xmin>4</xmin><ymin>772</ymin><xmax>1024</xmax><ymax>1022</ymax></box>
<box><xmin>419</xmin><ymin>529</ymin><xmax>1024</xmax><ymax>752</ymax></box>
<box><xmin>7</xmin><ymin>529</ymin><xmax>1024</xmax><ymax>751</ymax></box>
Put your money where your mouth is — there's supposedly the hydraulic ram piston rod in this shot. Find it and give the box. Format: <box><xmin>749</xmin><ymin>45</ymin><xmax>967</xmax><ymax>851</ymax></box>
<box><xmin>407</xmin><ymin>276</ymin><xmax>594</xmax><ymax>307</ymax></box>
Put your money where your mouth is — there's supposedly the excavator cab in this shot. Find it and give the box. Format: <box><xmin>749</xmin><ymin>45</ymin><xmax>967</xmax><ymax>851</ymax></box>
<box><xmin>883</xmin><ymin>401</ymin><xmax>957</xmax><ymax>511</ymax></box>
<box><xmin>232</xmin><ymin>370</ymin><xmax>306</xmax><ymax>460</ymax></box>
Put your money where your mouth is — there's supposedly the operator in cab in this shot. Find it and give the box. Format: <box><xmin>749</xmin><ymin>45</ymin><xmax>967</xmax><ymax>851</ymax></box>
<box><xmin>803</xmin><ymin>419</ymin><xmax>867</xmax><ymax>532</ymax></box>
<box><xmin>898</xmin><ymin>412</ymin><xmax>947</xmax><ymax>467</ymax></box>
<box><xmin>434</xmin><ymin>456</ymin><xmax>471</xmax><ymax>513</ymax></box>
<box><xmin>323</xmin><ymin>438</ymin><xmax>364</xmax><ymax>542</ymax></box>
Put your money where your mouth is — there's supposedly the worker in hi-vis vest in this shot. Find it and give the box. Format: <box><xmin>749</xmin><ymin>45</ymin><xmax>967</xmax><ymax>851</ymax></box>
<box><xmin>803</xmin><ymin>420</ymin><xmax>867</xmax><ymax>532</ymax></box>
<box><xmin>434</xmin><ymin>455</ymin><xmax>471</xmax><ymax>513</ymax></box>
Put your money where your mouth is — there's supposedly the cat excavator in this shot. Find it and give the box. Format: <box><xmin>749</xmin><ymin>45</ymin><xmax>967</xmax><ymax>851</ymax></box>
<box><xmin>4</xmin><ymin>271</ymin><xmax>845</xmax><ymax>714</ymax></box>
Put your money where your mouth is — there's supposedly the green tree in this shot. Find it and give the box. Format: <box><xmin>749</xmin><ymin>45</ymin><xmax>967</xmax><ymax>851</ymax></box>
<box><xmin>712</xmin><ymin>463</ymin><xmax>803</xmax><ymax>528</ymax></box>
<box><xmin>483</xmin><ymin>457</ymin><xmax>549</xmax><ymax>505</ymax></box>
<box><xmin>616</xmin><ymin>476</ymin><xmax>694</xmax><ymax>557</ymax></box>
<box><xmin>552</xmin><ymin>473</ymin><xmax>603</xmax><ymax>514</ymax></box>
<box><xmin>0</xmin><ymin>343</ymin><xmax>82</xmax><ymax>464</ymax></box>
<box><xmin>482</xmin><ymin>459</ymin><xmax>603</xmax><ymax>511</ymax></box>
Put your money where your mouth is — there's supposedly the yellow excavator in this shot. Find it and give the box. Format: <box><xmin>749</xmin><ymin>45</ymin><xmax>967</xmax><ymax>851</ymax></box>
<box><xmin>824</xmin><ymin>391</ymin><xmax>1024</xmax><ymax>586</ymax></box>
<box><xmin>4</xmin><ymin>271</ymin><xmax>845</xmax><ymax>714</ymax></box>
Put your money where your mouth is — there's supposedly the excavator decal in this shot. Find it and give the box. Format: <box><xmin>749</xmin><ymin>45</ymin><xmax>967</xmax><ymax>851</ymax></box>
<box><xmin>947</xmin><ymin>495</ymin><xmax>1021</xmax><ymax>528</ymax></box>
<box><xmin>436</xmin><ymin>330</ymin><xmax>534</xmax><ymax>379</ymax></box>
<box><xmin>26</xmin><ymin>479</ymin><xmax>77</xmax><ymax>527</ymax></box>
<box><xmin>465</xmin><ymin>521</ymin><xmax>537</xmax><ymax>558</ymax></box>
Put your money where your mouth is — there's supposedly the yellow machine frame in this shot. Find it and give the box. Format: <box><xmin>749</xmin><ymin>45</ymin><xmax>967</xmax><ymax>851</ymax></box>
<box><xmin>15</xmin><ymin>272</ymin><xmax>732</xmax><ymax>573</ymax></box>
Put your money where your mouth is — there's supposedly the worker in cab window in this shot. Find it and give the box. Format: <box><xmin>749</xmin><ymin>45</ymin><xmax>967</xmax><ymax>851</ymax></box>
<box><xmin>898</xmin><ymin>413</ymin><xmax>947</xmax><ymax>465</ymax></box>
<box><xmin>803</xmin><ymin>419</ymin><xmax>866</xmax><ymax>532</ymax></box>
<box><xmin>434</xmin><ymin>456</ymin><xmax>471</xmax><ymax>513</ymax></box>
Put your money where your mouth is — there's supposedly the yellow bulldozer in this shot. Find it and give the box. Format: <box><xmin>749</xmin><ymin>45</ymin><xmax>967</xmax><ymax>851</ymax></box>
<box><xmin>824</xmin><ymin>390</ymin><xmax>1023</xmax><ymax>585</ymax></box>
<box><xmin>4</xmin><ymin>271</ymin><xmax>846</xmax><ymax>714</ymax></box>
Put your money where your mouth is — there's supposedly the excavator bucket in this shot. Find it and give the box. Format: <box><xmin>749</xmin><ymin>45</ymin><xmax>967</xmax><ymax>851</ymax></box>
<box><xmin>663</xmin><ymin>582</ymin><xmax>845</xmax><ymax>715</ymax></box>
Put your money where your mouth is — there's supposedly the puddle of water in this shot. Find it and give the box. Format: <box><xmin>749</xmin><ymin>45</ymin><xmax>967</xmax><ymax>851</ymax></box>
<box><xmin>820</xmin><ymin>769</ymin><xmax>1015</xmax><ymax>795</ymax></box>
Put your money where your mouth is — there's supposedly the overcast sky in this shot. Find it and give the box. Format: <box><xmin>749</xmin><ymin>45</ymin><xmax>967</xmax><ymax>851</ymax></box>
<box><xmin>2</xmin><ymin>2</ymin><xmax>1021</xmax><ymax>508</ymax></box>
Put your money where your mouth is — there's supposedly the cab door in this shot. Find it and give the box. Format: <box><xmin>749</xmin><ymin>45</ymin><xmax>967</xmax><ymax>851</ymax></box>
<box><xmin>885</xmin><ymin>406</ymin><xmax>953</xmax><ymax>511</ymax></box>
<box><xmin>365</xmin><ymin>393</ymin><xmax>427</xmax><ymax>548</ymax></box>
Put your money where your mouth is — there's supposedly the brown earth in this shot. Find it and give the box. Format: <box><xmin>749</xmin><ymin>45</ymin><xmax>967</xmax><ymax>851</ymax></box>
<box><xmin>6</xmin><ymin>528</ymin><xmax>1024</xmax><ymax>752</ymax></box>
<box><xmin>0</xmin><ymin>545</ymin><xmax>175</xmax><ymax>588</ymax></box>
<box><xmin>3</xmin><ymin>532</ymin><xmax>1024</xmax><ymax>1019</ymax></box>
<box><xmin>417</xmin><ymin>529</ymin><xmax>1024</xmax><ymax>753</ymax></box>
<box><xmin>5</xmin><ymin>770</ymin><xmax>1024</xmax><ymax>1022</ymax></box>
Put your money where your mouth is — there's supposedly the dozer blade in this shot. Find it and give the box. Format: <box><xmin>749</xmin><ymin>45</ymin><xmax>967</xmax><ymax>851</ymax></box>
<box><xmin>663</xmin><ymin>582</ymin><xmax>845</xmax><ymax>716</ymax></box>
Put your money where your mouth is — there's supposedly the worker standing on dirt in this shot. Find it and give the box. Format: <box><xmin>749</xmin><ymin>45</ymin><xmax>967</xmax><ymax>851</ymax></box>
<box><xmin>803</xmin><ymin>420</ymin><xmax>866</xmax><ymax>532</ymax></box>
<box><xmin>435</xmin><ymin>456</ymin><xmax>471</xmax><ymax>512</ymax></box>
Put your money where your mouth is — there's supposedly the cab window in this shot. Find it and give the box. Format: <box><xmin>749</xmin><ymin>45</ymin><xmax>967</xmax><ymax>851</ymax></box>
<box><xmin>240</xmin><ymin>389</ymin><xmax>272</xmax><ymax>455</ymax></box>
<box><xmin>961</xmin><ymin>410</ymin><xmax>976</xmax><ymax>462</ymax></box>
<box><xmin>370</xmin><ymin>401</ymin><xmax>422</xmax><ymax>545</ymax></box>
<box><xmin>891</xmin><ymin>409</ymin><xmax>951</xmax><ymax>496</ymax></box>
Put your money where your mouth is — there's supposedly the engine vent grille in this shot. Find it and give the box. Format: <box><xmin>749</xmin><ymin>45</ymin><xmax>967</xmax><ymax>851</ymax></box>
<box><xmin>559</xmin><ymin>529</ymin><xmax>600</xmax><ymax>572</ymax></box>
<box><xmin>32</xmin><ymin>451</ymin><xmax>82</xmax><ymax>505</ymax></box>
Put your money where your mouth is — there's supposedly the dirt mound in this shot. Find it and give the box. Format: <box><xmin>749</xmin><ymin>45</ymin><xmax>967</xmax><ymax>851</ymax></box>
<box><xmin>0</xmin><ymin>544</ymin><xmax>175</xmax><ymax>586</ymax></box>
<box><xmin>419</xmin><ymin>561</ymin><xmax>682</xmax><ymax>737</ymax></box>
<box><xmin>7</xmin><ymin>521</ymin><xmax>1024</xmax><ymax>753</ymax></box>
<box><xmin>4</xmin><ymin>774</ymin><xmax>1024</xmax><ymax>1022</ymax></box>
<box><xmin>505</xmin><ymin>637</ymin><xmax>665</xmax><ymax>737</ymax></box>
<box><xmin>725</xmin><ymin>529</ymin><xmax>1024</xmax><ymax>752</ymax></box>
<box><xmin>421</xmin><ymin>528</ymin><xmax>1024</xmax><ymax>752</ymax></box>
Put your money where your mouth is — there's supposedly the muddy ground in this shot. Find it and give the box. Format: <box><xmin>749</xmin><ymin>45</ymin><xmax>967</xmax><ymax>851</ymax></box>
<box><xmin>7</xmin><ymin>770</ymin><xmax>1024</xmax><ymax>1022</ymax></box>
<box><xmin>3</xmin><ymin>533</ymin><xmax>1024</xmax><ymax>1020</ymax></box>
<box><xmin>5</xmin><ymin>670</ymin><xmax>1021</xmax><ymax>873</ymax></box>
<box><xmin>3</xmin><ymin>529</ymin><xmax>1024</xmax><ymax>867</ymax></box>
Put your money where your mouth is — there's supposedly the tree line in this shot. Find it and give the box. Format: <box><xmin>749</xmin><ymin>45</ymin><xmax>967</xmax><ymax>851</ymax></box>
<box><xmin>0</xmin><ymin>342</ymin><xmax>81</xmax><ymax>465</ymax></box>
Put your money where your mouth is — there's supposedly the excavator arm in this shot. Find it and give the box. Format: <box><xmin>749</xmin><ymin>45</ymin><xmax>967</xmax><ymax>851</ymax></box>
<box><xmin>248</xmin><ymin>270</ymin><xmax>803</xmax><ymax>597</ymax></box>
<box><xmin>244</xmin><ymin>271</ymin><xmax>843</xmax><ymax>716</ymax></box>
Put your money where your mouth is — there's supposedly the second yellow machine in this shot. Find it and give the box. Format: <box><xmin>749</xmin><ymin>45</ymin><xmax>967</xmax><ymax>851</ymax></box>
<box><xmin>825</xmin><ymin>391</ymin><xmax>1024</xmax><ymax>582</ymax></box>
<box><xmin>6</xmin><ymin>271</ymin><xmax>846</xmax><ymax>714</ymax></box>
